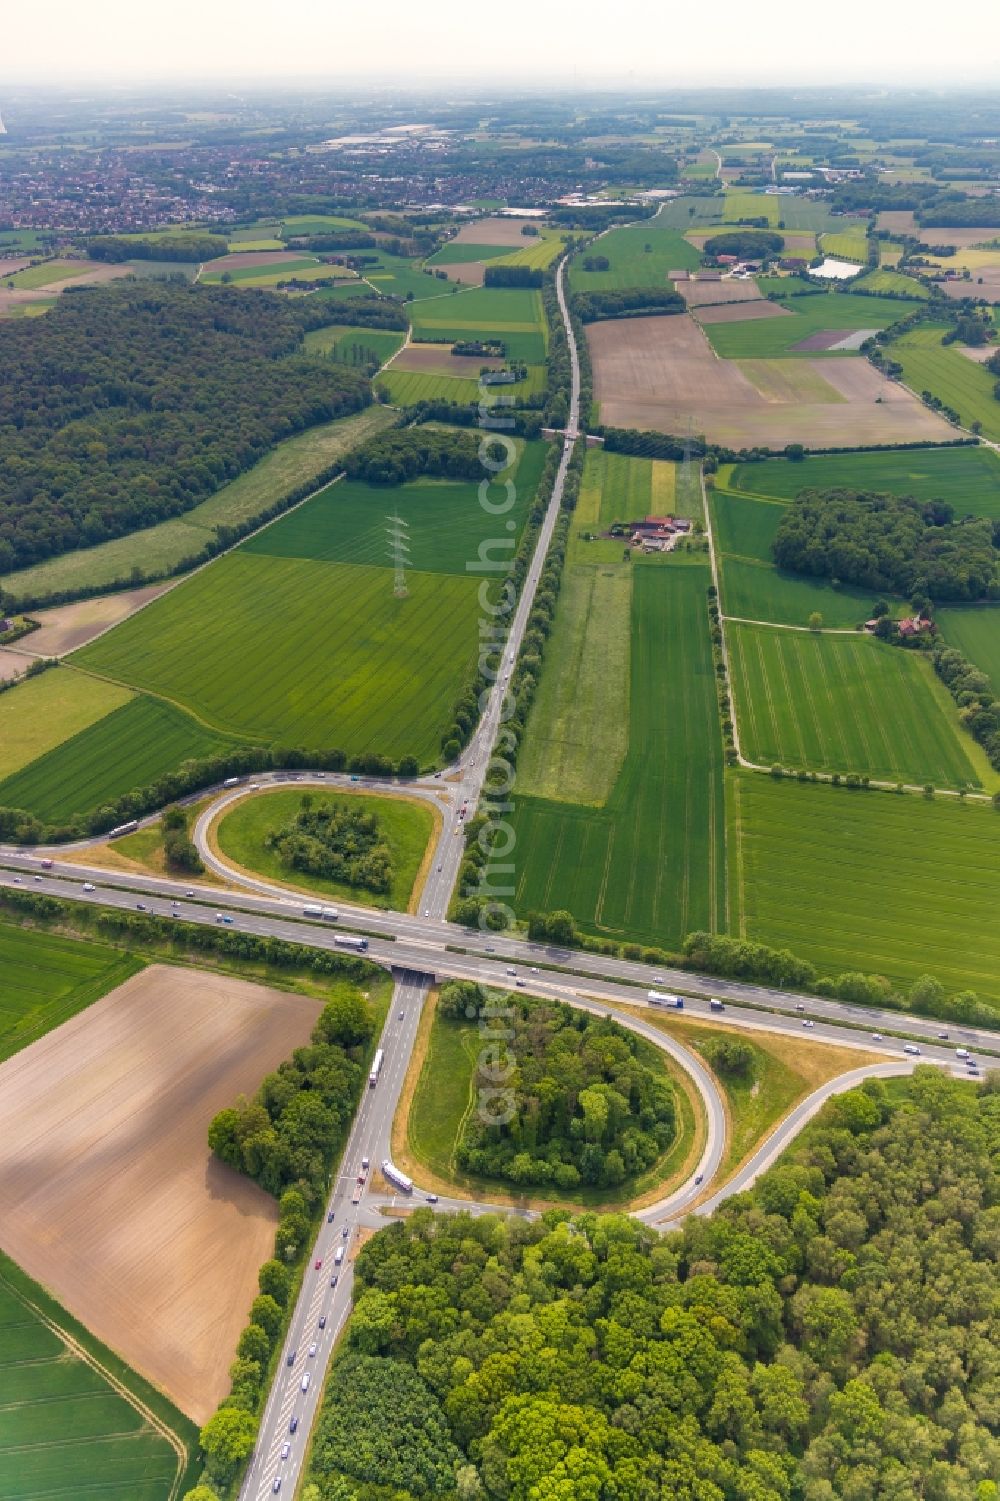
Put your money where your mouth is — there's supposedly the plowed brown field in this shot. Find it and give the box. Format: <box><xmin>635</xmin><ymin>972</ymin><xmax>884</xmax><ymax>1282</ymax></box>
<box><xmin>0</xmin><ymin>965</ymin><xmax>322</xmax><ymax>1421</ymax></box>
<box><xmin>588</xmin><ymin>313</ymin><xmax>954</xmax><ymax>448</ymax></box>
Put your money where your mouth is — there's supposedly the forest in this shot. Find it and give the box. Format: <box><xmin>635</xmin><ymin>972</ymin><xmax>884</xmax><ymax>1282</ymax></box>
<box><xmin>440</xmin><ymin>982</ymin><xmax>676</xmax><ymax>1191</ymax></box>
<box><xmin>343</xmin><ymin>427</ymin><xmax>500</xmax><ymax>485</ymax></box>
<box><xmin>265</xmin><ymin>797</ymin><xmax>395</xmax><ymax>894</ymax></box>
<box><xmin>303</xmin><ymin>1069</ymin><xmax>1000</xmax><ymax>1501</ymax></box>
<box><xmin>772</xmin><ymin>489</ymin><xmax>1000</xmax><ymax>602</ymax></box>
<box><xmin>0</xmin><ymin>282</ymin><xmax>370</xmax><ymax>572</ymax></box>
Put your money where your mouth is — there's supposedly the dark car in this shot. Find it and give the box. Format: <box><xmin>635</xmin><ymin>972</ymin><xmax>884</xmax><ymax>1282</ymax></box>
<box><xmin>327</xmin><ymin>1210</ymin><xmax>335</xmax><ymax>1223</ymax></box>
<box><xmin>289</xmin><ymin>1415</ymin><xmax>298</xmax><ymax>1435</ymax></box>
<box><xmin>286</xmin><ymin>1350</ymin><xmax>296</xmax><ymax>1367</ymax></box>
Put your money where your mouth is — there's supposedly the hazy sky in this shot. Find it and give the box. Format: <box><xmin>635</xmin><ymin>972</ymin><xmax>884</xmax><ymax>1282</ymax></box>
<box><xmin>3</xmin><ymin>0</ymin><xmax>999</xmax><ymax>85</ymax></box>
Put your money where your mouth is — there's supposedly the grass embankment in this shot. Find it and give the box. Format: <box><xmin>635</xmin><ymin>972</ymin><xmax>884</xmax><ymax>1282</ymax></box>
<box><xmin>211</xmin><ymin>788</ymin><xmax>438</xmax><ymax>912</ymax></box>
<box><xmin>395</xmin><ymin>990</ymin><xmax>703</xmax><ymax>1213</ymax></box>
<box><xmin>620</xmin><ymin>1005</ymin><xmax>880</xmax><ymax>1183</ymax></box>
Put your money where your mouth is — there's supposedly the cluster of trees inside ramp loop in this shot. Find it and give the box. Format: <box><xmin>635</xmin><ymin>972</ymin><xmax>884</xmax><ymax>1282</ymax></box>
<box><xmin>298</xmin><ymin>1068</ymin><xmax>1000</xmax><ymax>1501</ymax></box>
<box><xmin>772</xmin><ymin>489</ymin><xmax>1000</xmax><ymax>601</ymax></box>
<box><xmin>439</xmin><ymin>982</ymin><xmax>676</xmax><ymax>1191</ymax></box>
<box><xmin>265</xmin><ymin>796</ymin><xmax>394</xmax><ymax>894</ymax></box>
<box><xmin>0</xmin><ymin>282</ymin><xmax>370</xmax><ymax>573</ymax></box>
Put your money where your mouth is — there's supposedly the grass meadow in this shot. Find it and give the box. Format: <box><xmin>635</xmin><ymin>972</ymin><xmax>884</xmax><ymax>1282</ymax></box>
<box><xmin>513</xmin><ymin>560</ymin><xmax>727</xmax><ymax>948</ymax></box>
<box><xmin>1</xmin><ymin>406</ymin><xmax>395</xmax><ymax>606</ymax></box>
<box><xmin>302</xmin><ymin>325</ymin><xmax>406</xmax><ymax>365</ymax></box>
<box><xmin>377</xmin><ymin>365</ymin><xmax>547</xmax><ymax>407</ymax></box>
<box><xmin>892</xmin><ymin>326</ymin><xmax>1000</xmax><ymax>440</ymax></box>
<box><xmin>728</xmin><ymin>622</ymin><xmax>981</xmax><ymax>788</ymax></box>
<box><xmin>213</xmin><ymin>788</ymin><xmax>435</xmax><ymax>910</ymax></box>
<box><xmin>0</xmin><ymin>695</ymin><xmax>234</xmax><ymax>823</ymax></box>
<box><xmin>819</xmin><ymin>229</ymin><xmax>870</xmax><ymax>263</ymax></box>
<box><xmin>0</xmin><ymin>1250</ymin><xmax>192</xmax><ymax>1501</ymax></box>
<box><xmin>426</xmin><ymin>242</ymin><xmax>514</xmax><ymax>266</ymax></box>
<box><xmin>407</xmin><ymin>286</ymin><xmax>547</xmax><ymax>364</ymax></box>
<box><xmin>567</xmin><ymin>220</ymin><xmax>701</xmax><ymax>292</ymax></box>
<box><xmin>731</xmin><ymin>771</ymin><xmax>1000</xmax><ymax>1002</ymax></box>
<box><xmin>702</xmin><ymin>291</ymin><xmax>916</xmax><ymax>359</ymax></box>
<box><xmin>723</xmin><ymin>445</ymin><xmax>1000</xmax><ymax>516</ymax></box>
<box><xmin>0</xmin><ymin>922</ymin><xmax>142</xmax><ymax>1064</ymax></box>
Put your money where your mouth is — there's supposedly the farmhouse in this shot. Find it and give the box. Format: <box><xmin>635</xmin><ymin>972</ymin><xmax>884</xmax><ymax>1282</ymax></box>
<box><xmin>897</xmin><ymin>615</ymin><xmax>935</xmax><ymax>639</ymax></box>
<box><xmin>624</xmin><ymin>515</ymin><xmax>692</xmax><ymax>552</ymax></box>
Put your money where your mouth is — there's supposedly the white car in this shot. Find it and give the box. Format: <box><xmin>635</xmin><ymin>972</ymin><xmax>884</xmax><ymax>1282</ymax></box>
<box><xmin>83</xmin><ymin>882</ymin><xmax>96</xmax><ymax>892</ymax></box>
<box><xmin>308</xmin><ymin>1342</ymin><xmax>318</xmax><ymax>1357</ymax></box>
<box><xmin>801</xmin><ymin>1019</ymin><xmax>815</xmax><ymax>1029</ymax></box>
<box><xmin>280</xmin><ymin>1442</ymin><xmax>290</xmax><ymax>1460</ymax></box>
<box><xmin>871</xmin><ymin>1032</ymin><xmax>883</xmax><ymax>1041</ymax></box>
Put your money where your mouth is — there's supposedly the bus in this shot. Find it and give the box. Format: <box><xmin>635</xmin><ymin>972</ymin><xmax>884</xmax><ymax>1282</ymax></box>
<box><xmin>381</xmin><ymin>1159</ymin><xmax>413</xmax><ymax>1194</ymax></box>
<box><xmin>303</xmin><ymin>905</ymin><xmax>339</xmax><ymax>921</ymax></box>
<box><xmin>368</xmin><ymin>1049</ymin><xmax>384</xmax><ymax>1088</ymax></box>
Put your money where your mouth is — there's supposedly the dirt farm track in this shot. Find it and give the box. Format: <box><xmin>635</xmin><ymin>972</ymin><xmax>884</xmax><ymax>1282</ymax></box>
<box><xmin>0</xmin><ymin>965</ymin><xmax>322</xmax><ymax>1421</ymax></box>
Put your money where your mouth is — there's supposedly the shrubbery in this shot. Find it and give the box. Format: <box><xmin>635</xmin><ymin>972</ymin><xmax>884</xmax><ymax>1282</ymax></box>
<box><xmin>264</xmin><ymin>796</ymin><xmax>394</xmax><ymax>893</ymax></box>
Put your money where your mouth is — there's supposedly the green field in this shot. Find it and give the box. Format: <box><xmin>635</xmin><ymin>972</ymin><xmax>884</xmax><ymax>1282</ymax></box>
<box><xmin>200</xmin><ymin>255</ymin><xmax>322</xmax><ymax>284</ymax></box>
<box><xmin>566</xmin><ymin>220</ymin><xmax>701</xmax><ymax>292</ymax></box>
<box><xmin>303</xmin><ymin>324</ymin><xmax>406</xmax><ymax>365</ymax></box>
<box><xmin>280</xmin><ymin>215</ymin><xmax>368</xmax><ymax>235</ymax></box>
<box><xmin>408</xmin><ymin>286</ymin><xmax>547</xmax><ymax>363</ymax></box>
<box><xmin>0</xmin><ymin>922</ymin><xmax>142</xmax><ymax>1064</ymax></box>
<box><xmin>214</xmin><ymin>788</ymin><xmax>434</xmax><ymax>910</ymax></box>
<box><xmin>7</xmin><ymin>260</ymin><xmax>94</xmax><ymax>290</ymax></box>
<box><xmin>378</xmin><ymin>364</ymin><xmax>547</xmax><ymax>407</ymax></box>
<box><xmin>513</xmin><ymin>560</ymin><xmax>726</xmax><ymax>948</ymax></box>
<box><xmin>820</xmin><ymin>229</ymin><xmax>870</xmax><ymax>263</ymax></box>
<box><xmin>731</xmin><ymin>771</ymin><xmax>1000</xmax><ymax>1001</ymax></box>
<box><xmin>728</xmin><ymin>622</ymin><xmax>981</xmax><ymax>788</ymax></box>
<box><xmin>1</xmin><ymin>406</ymin><xmax>395</xmax><ymax>606</ymax></box>
<box><xmin>361</xmin><ymin>252</ymin><xmax>446</xmax><ymax>301</ymax></box>
<box><xmin>0</xmin><ymin>694</ymin><xmax>235</xmax><ymax>823</ymax></box>
<box><xmin>652</xmin><ymin>197</ymin><xmax>725</xmax><ymax>229</ymax></box>
<box><xmin>702</xmin><ymin>291</ymin><xmax>916</xmax><ymax>359</ymax></box>
<box><xmin>426</xmin><ymin>242</ymin><xmax>514</xmax><ymax>266</ymax></box>
<box><xmin>0</xmin><ymin>1248</ymin><xmax>196</xmax><ymax>1501</ymax></box>
<box><xmin>892</xmin><ymin>326</ymin><xmax>1000</xmax><ymax>440</ymax></box>
<box><xmin>77</xmin><ymin>553</ymin><xmax>480</xmax><ymax>764</ymax></box>
<box><xmin>0</xmin><ymin>668</ymin><xmax>133</xmax><ymax>778</ymax></box>
<box><xmin>937</xmin><ymin>605</ymin><xmax>1000</xmax><ymax>691</ymax></box>
<box><xmin>722</xmin><ymin>190</ymin><xmax>783</xmax><ymax>227</ymax></box>
<box><xmin>853</xmin><ymin>268</ymin><xmax>930</xmax><ymax>299</ymax></box>
<box><xmin>723</xmin><ymin>445</ymin><xmax>1000</xmax><ymax>516</ymax></box>
<box><xmin>710</xmin><ymin>487</ymin><xmax>893</xmax><ymax>627</ymax></box>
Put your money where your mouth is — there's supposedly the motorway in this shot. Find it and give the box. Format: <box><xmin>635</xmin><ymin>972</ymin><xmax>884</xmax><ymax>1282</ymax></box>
<box><xmin>0</xmin><ymin>255</ymin><xmax>991</xmax><ymax>1495</ymax></box>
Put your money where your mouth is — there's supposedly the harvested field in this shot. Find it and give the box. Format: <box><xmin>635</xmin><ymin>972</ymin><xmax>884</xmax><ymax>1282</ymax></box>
<box><xmin>588</xmin><ymin>314</ymin><xmax>952</xmax><ymax>448</ymax></box>
<box><xmin>437</xmin><ymin>261</ymin><xmax>486</xmax><ymax>285</ymax></box>
<box><xmin>682</xmin><ymin>278</ymin><xmax>763</xmax><ymax>307</ymax></box>
<box><xmin>958</xmin><ymin>344</ymin><xmax>997</xmax><ymax>363</ymax></box>
<box><xmin>391</xmin><ymin>342</ymin><xmax>505</xmax><ymax>376</ymax></box>
<box><xmin>23</xmin><ymin>585</ymin><xmax>171</xmax><ymax>657</ymax></box>
<box><xmin>452</xmin><ymin>216</ymin><xmax>547</xmax><ymax>245</ymax></box>
<box><xmin>877</xmin><ymin>210</ymin><xmax>917</xmax><ymax>234</ymax></box>
<box><xmin>917</xmin><ymin>226</ymin><xmax>1000</xmax><ymax>249</ymax></box>
<box><xmin>695</xmin><ymin>300</ymin><xmax>793</xmax><ymax>324</ymax></box>
<box><xmin>0</xmin><ymin>256</ymin><xmax>33</xmax><ymax>276</ymax></box>
<box><xmin>935</xmin><ymin>269</ymin><xmax>1000</xmax><ymax>303</ymax></box>
<box><xmin>736</xmin><ymin>360</ymin><xmax>842</xmax><ymax>404</ymax></box>
<box><xmin>0</xmin><ymin>966</ymin><xmax>323</xmax><ymax>1422</ymax></box>
<box><xmin>0</xmin><ymin>648</ymin><xmax>34</xmax><ymax>681</ymax></box>
<box><xmin>792</xmin><ymin>328</ymin><xmax>878</xmax><ymax>352</ymax></box>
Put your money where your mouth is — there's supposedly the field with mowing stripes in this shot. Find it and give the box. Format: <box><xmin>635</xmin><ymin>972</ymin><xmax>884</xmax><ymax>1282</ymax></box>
<box><xmin>728</xmin><ymin>622</ymin><xmax>981</xmax><ymax>788</ymax></box>
<box><xmin>377</xmin><ymin>365</ymin><xmax>547</xmax><ymax>407</ymax></box>
<box><xmin>0</xmin><ymin>1251</ymin><xmax>192</xmax><ymax>1501</ymax></box>
<box><xmin>723</xmin><ymin>446</ymin><xmax>1000</xmax><ymax>516</ymax></box>
<box><xmin>0</xmin><ymin>695</ymin><xmax>235</xmax><ymax>824</ymax></box>
<box><xmin>513</xmin><ymin>560</ymin><xmax>726</xmax><ymax>948</ymax></box>
<box><xmin>408</xmin><ymin>286</ymin><xmax>547</xmax><ymax>364</ymax></box>
<box><xmin>732</xmin><ymin>772</ymin><xmax>1000</xmax><ymax>1001</ymax></box>
<box><xmin>892</xmin><ymin>326</ymin><xmax>1000</xmax><ymax>440</ymax></box>
<box><xmin>77</xmin><ymin>554</ymin><xmax>480</xmax><ymax>763</ymax></box>
<box><xmin>76</xmin><ymin>449</ymin><xmax>543</xmax><ymax>766</ymax></box>
<box><xmin>0</xmin><ymin>922</ymin><xmax>142</xmax><ymax>1064</ymax></box>
<box><xmin>937</xmin><ymin>605</ymin><xmax>1000</xmax><ymax>692</ymax></box>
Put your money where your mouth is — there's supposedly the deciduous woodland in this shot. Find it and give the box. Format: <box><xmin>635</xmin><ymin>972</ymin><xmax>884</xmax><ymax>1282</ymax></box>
<box><xmin>307</xmin><ymin>1071</ymin><xmax>1000</xmax><ymax>1501</ymax></box>
<box><xmin>0</xmin><ymin>282</ymin><xmax>369</xmax><ymax>571</ymax></box>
